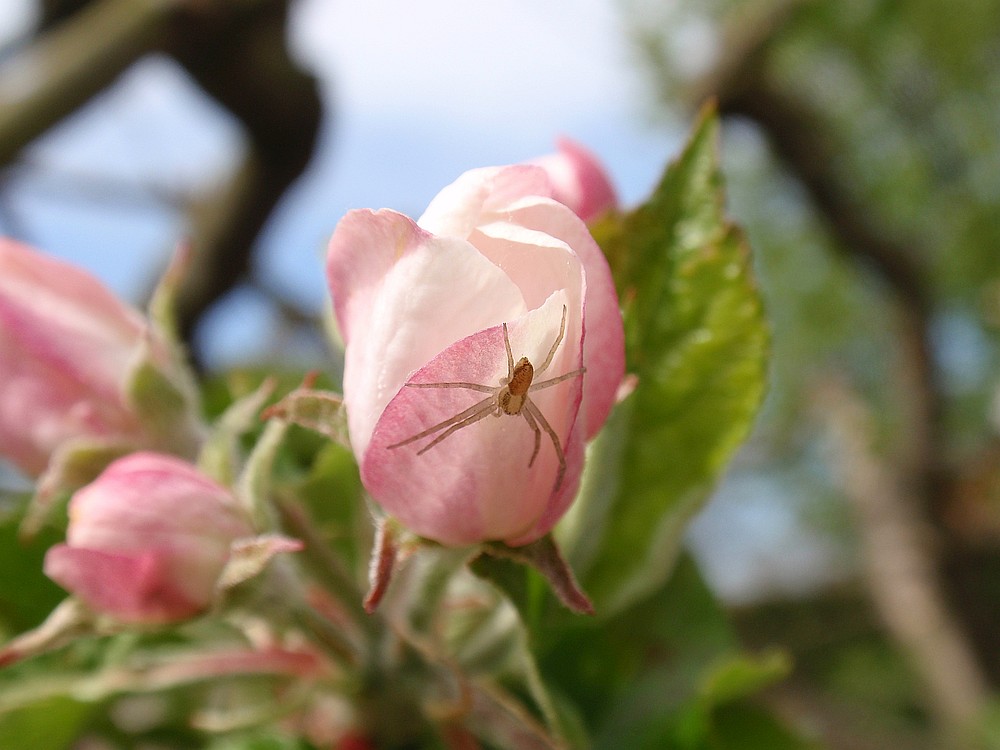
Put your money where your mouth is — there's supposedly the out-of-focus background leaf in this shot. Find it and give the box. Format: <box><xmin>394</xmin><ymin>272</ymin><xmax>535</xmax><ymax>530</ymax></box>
<box><xmin>0</xmin><ymin>498</ymin><xmax>66</xmax><ymax>637</ymax></box>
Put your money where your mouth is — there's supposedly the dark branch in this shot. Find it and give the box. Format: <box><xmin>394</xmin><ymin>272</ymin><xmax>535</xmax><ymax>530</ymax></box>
<box><xmin>0</xmin><ymin>0</ymin><xmax>325</xmax><ymax>366</ymax></box>
<box><xmin>0</xmin><ymin>0</ymin><xmax>174</xmax><ymax>166</ymax></box>
<box><xmin>165</xmin><ymin>1</ymin><xmax>324</xmax><ymax>362</ymax></box>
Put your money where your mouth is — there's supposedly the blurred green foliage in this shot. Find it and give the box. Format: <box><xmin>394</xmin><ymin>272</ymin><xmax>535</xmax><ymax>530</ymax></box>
<box><xmin>622</xmin><ymin>0</ymin><xmax>1000</xmax><ymax>747</ymax></box>
<box><xmin>625</xmin><ymin>0</ymin><xmax>1000</xmax><ymax>441</ymax></box>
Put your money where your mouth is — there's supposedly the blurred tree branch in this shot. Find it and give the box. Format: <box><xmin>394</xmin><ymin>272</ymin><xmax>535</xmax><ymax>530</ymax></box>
<box><xmin>713</xmin><ymin>82</ymin><xmax>941</xmax><ymax>482</ymax></box>
<box><xmin>815</xmin><ymin>378</ymin><xmax>988</xmax><ymax>734</ymax></box>
<box><xmin>0</xmin><ymin>0</ymin><xmax>323</xmax><ymax>364</ymax></box>
<box><xmin>166</xmin><ymin>1</ymin><xmax>322</xmax><ymax>357</ymax></box>
<box><xmin>0</xmin><ymin>0</ymin><xmax>175</xmax><ymax>164</ymax></box>
<box><xmin>685</xmin><ymin>0</ymin><xmax>994</xmax><ymax>732</ymax></box>
<box><xmin>690</xmin><ymin>1</ymin><xmax>941</xmax><ymax>489</ymax></box>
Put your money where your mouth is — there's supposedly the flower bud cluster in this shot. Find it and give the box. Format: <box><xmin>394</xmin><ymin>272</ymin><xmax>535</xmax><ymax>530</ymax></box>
<box><xmin>1</xmin><ymin>139</ymin><xmax>622</xmax><ymax>625</ymax></box>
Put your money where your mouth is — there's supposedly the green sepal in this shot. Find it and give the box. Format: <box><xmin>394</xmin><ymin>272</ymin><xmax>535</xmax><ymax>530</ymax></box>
<box><xmin>124</xmin><ymin>335</ymin><xmax>204</xmax><ymax>463</ymax></box>
<box><xmin>236</xmin><ymin>419</ymin><xmax>288</xmax><ymax>532</ymax></box>
<box><xmin>126</xmin><ymin>245</ymin><xmax>204</xmax><ymax>455</ymax></box>
<box><xmin>21</xmin><ymin>439</ymin><xmax>134</xmax><ymax>538</ymax></box>
<box><xmin>197</xmin><ymin>378</ymin><xmax>276</xmax><ymax>489</ymax></box>
<box><xmin>472</xmin><ymin>535</ymin><xmax>592</xmax><ymax>616</ymax></box>
<box><xmin>145</xmin><ymin>243</ymin><xmax>191</xmax><ymax>346</ymax></box>
<box><xmin>0</xmin><ymin>599</ymin><xmax>93</xmax><ymax>670</ymax></box>
<box><xmin>217</xmin><ymin>534</ymin><xmax>304</xmax><ymax>591</ymax></box>
<box><xmin>262</xmin><ymin>383</ymin><xmax>348</xmax><ymax>447</ymax></box>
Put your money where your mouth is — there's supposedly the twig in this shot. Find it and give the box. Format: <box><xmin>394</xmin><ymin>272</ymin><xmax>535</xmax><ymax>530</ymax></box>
<box><xmin>0</xmin><ymin>0</ymin><xmax>176</xmax><ymax>166</ymax></box>
<box><xmin>0</xmin><ymin>0</ymin><xmax>323</xmax><ymax>364</ymax></box>
<box><xmin>815</xmin><ymin>378</ymin><xmax>988</xmax><ymax>731</ymax></box>
<box><xmin>165</xmin><ymin>1</ymin><xmax>323</xmax><ymax>357</ymax></box>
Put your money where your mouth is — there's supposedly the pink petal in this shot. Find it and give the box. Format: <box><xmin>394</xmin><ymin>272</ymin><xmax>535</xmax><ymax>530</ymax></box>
<box><xmin>44</xmin><ymin>545</ymin><xmax>201</xmax><ymax>623</ymax></box>
<box><xmin>471</xmin><ymin>219</ymin><xmax>584</xmax><ymax>316</ymax></box>
<box><xmin>532</xmin><ymin>138</ymin><xmax>619</xmax><ymax>222</ymax></box>
<box><xmin>326</xmin><ymin>209</ymin><xmax>425</xmax><ymax>346</ymax></box>
<box><xmin>69</xmin><ymin>453</ymin><xmax>249</xmax><ymax>551</ymax></box>
<box><xmin>0</xmin><ymin>241</ymin><xmax>155</xmax><ymax>474</ymax></box>
<box><xmin>362</xmin><ymin>297</ymin><xmax>584</xmax><ymax>546</ymax></box>
<box><xmin>417</xmin><ymin>170</ymin><xmax>623</xmax><ymax>440</ymax></box>
<box><xmin>417</xmin><ymin>165</ymin><xmax>554</xmax><ymax>238</ymax></box>
<box><xmin>501</xmin><ymin>199</ymin><xmax>624</xmax><ymax>438</ymax></box>
<box><xmin>64</xmin><ymin>453</ymin><xmax>251</xmax><ymax>610</ymax></box>
<box><xmin>0</xmin><ymin>239</ymin><xmax>147</xmax><ymax>399</ymax></box>
<box><xmin>327</xmin><ymin>209</ymin><xmax>526</xmax><ymax>456</ymax></box>
<box><xmin>503</xmin><ymin>414</ymin><xmax>586</xmax><ymax>547</ymax></box>
<box><xmin>0</xmin><ymin>361</ymin><xmax>119</xmax><ymax>475</ymax></box>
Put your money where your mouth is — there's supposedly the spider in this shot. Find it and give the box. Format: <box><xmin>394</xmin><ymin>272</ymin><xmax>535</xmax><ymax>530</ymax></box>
<box><xmin>386</xmin><ymin>305</ymin><xmax>584</xmax><ymax>492</ymax></box>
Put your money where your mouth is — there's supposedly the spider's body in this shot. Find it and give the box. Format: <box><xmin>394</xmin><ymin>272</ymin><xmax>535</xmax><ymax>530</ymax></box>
<box><xmin>387</xmin><ymin>307</ymin><xmax>582</xmax><ymax>491</ymax></box>
<box><xmin>499</xmin><ymin>357</ymin><xmax>533</xmax><ymax>414</ymax></box>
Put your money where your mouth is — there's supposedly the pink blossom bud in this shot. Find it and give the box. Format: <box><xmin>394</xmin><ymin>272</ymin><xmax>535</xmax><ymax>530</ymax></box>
<box><xmin>530</xmin><ymin>138</ymin><xmax>618</xmax><ymax>222</ymax></box>
<box><xmin>43</xmin><ymin>452</ymin><xmax>254</xmax><ymax>623</ymax></box>
<box><xmin>327</xmin><ymin>162</ymin><xmax>624</xmax><ymax>547</ymax></box>
<box><xmin>0</xmin><ymin>239</ymin><xmax>197</xmax><ymax>478</ymax></box>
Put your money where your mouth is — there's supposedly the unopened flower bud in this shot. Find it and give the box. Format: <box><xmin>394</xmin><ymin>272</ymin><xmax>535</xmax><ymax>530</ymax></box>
<box><xmin>44</xmin><ymin>453</ymin><xmax>254</xmax><ymax>623</ymax></box>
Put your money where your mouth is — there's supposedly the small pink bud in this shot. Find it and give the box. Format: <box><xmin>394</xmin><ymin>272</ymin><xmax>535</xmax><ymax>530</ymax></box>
<box><xmin>530</xmin><ymin>138</ymin><xmax>618</xmax><ymax>222</ymax></box>
<box><xmin>327</xmin><ymin>159</ymin><xmax>624</xmax><ymax>547</ymax></box>
<box><xmin>43</xmin><ymin>452</ymin><xmax>254</xmax><ymax>623</ymax></box>
<box><xmin>0</xmin><ymin>239</ymin><xmax>199</xmax><ymax>478</ymax></box>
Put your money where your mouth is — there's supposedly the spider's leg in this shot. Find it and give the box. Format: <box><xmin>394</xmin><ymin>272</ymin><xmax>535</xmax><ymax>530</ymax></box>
<box><xmin>502</xmin><ymin>322</ymin><xmax>515</xmax><ymax>380</ymax></box>
<box><xmin>415</xmin><ymin>401</ymin><xmax>496</xmax><ymax>455</ymax></box>
<box><xmin>529</xmin><ymin>367</ymin><xmax>585</xmax><ymax>391</ymax></box>
<box><xmin>387</xmin><ymin>395</ymin><xmax>494</xmax><ymax>449</ymax></box>
<box><xmin>406</xmin><ymin>381</ymin><xmax>494</xmax><ymax>393</ymax></box>
<box><xmin>521</xmin><ymin>405</ymin><xmax>543</xmax><ymax>468</ymax></box>
<box><xmin>536</xmin><ymin>305</ymin><xmax>568</xmax><ymax>375</ymax></box>
<box><xmin>524</xmin><ymin>398</ymin><xmax>567</xmax><ymax>491</ymax></box>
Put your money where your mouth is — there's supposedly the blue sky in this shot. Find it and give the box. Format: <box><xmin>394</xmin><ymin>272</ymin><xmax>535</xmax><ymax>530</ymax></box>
<box><xmin>1</xmin><ymin>0</ymin><xmax>681</xmax><ymax>367</ymax></box>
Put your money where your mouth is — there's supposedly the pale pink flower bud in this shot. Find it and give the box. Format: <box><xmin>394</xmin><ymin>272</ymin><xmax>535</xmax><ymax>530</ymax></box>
<box><xmin>0</xmin><ymin>238</ymin><xmax>197</xmax><ymax>478</ymax></box>
<box><xmin>43</xmin><ymin>452</ymin><xmax>254</xmax><ymax>623</ymax></box>
<box><xmin>530</xmin><ymin>138</ymin><xmax>618</xmax><ymax>222</ymax></box>
<box><xmin>327</xmin><ymin>162</ymin><xmax>624</xmax><ymax>547</ymax></box>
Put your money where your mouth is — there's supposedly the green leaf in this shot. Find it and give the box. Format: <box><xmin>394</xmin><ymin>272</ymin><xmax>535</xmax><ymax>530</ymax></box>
<box><xmin>538</xmin><ymin>554</ymin><xmax>736</xmax><ymax>733</ymax></box>
<box><xmin>0</xmin><ymin>498</ymin><xmax>68</xmax><ymax>635</ymax></box>
<box><xmin>710</xmin><ymin>703</ymin><xmax>822</xmax><ymax>750</ymax></box>
<box><xmin>563</xmin><ymin>104</ymin><xmax>769</xmax><ymax>615</ymax></box>
<box><xmin>0</xmin><ymin>696</ymin><xmax>94</xmax><ymax>750</ymax></box>
<box><xmin>698</xmin><ymin>650</ymin><xmax>791</xmax><ymax>708</ymax></box>
<box><xmin>290</xmin><ymin>441</ymin><xmax>365</xmax><ymax>571</ymax></box>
